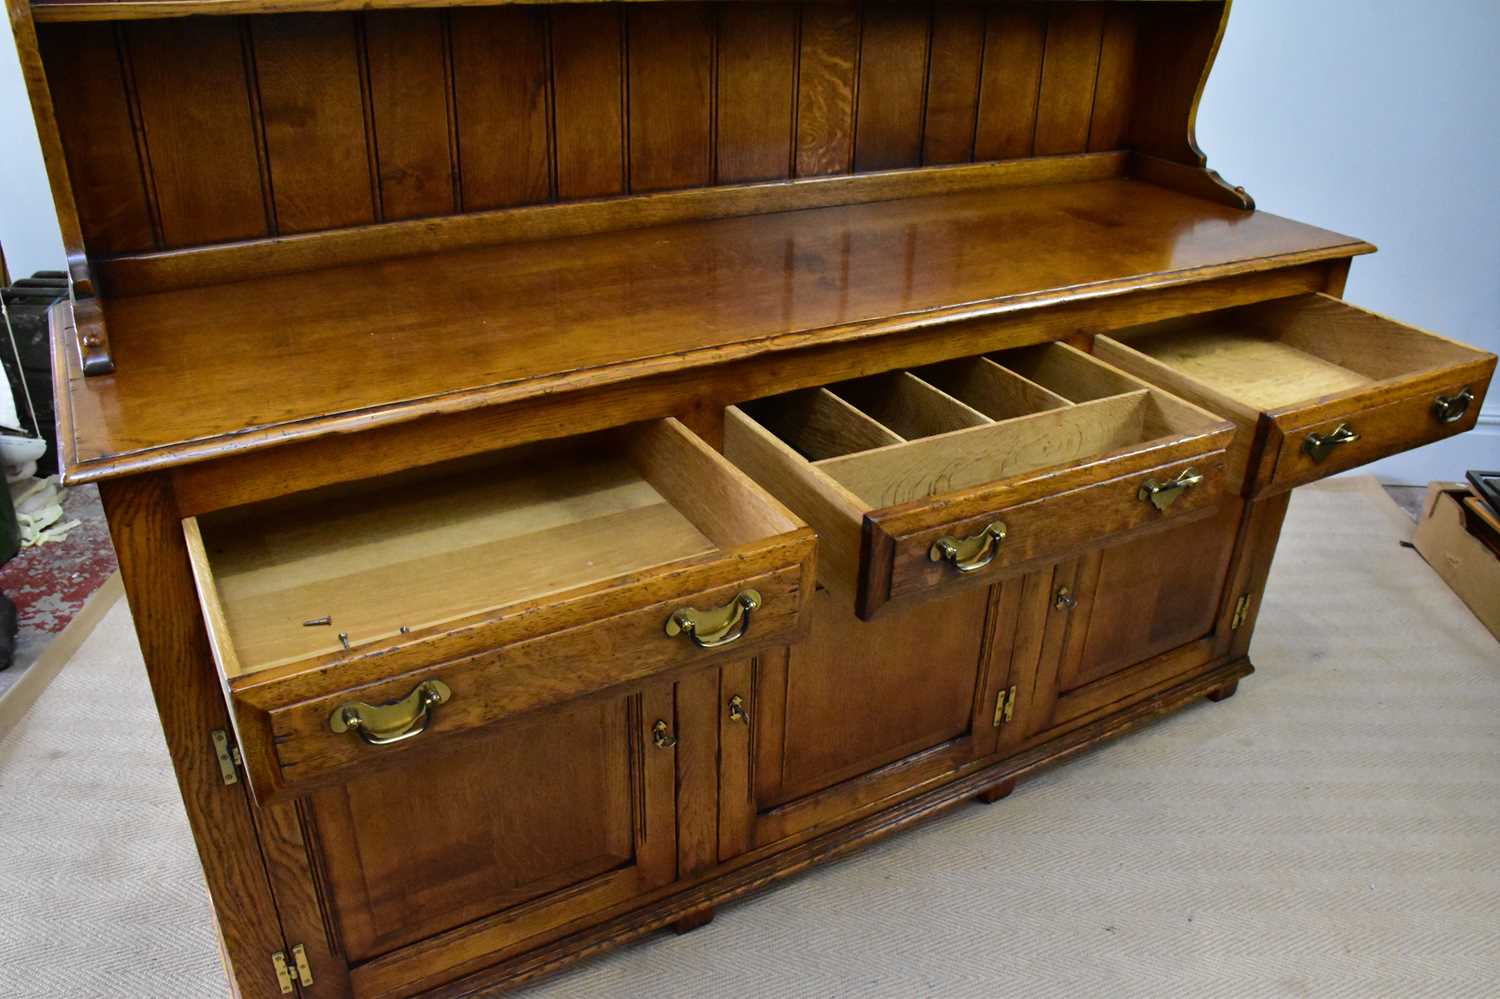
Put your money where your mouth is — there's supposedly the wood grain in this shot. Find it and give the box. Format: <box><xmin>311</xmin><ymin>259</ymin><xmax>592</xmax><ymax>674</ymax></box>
<box><xmin>853</xmin><ymin>4</ymin><xmax>929</xmax><ymax>171</ymax></box>
<box><xmin>550</xmin><ymin>5</ymin><xmax>625</xmax><ymax>199</ymax></box>
<box><xmin>95</xmin><ymin>151</ymin><xmax>1126</xmax><ymax>297</ymax></box>
<box><xmin>974</xmin><ymin>3</ymin><xmax>1046</xmax><ymax>160</ymax></box>
<box><xmin>62</xmin><ymin>179</ymin><xmax>1366</xmax><ymax>480</ymax></box>
<box><xmin>364</xmin><ymin>9</ymin><xmax>456</xmax><ymax>220</ymax></box>
<box><xmin>1059</xmin><ymin>502</ymin><xmax>1239</xmax><ymax>691</ymax></box>
<box><xmin>819</xmin><ymin>392</ymin><xmax>1154</xmax><ymax>506</ymax></box>
<box><xmin>36</xmin><ymin>22</ymin><xmax>156</xmax><ymax>254</ymax></box>
<box><xmin>914</xmin><ymin>356</ymin><xmax>1071</xmax><ymax>421</ymax></box>
<box><xmin>922</xmin><ymin>5</ymin><xmax>985</xmax><ymax>165</ymax></box>
<box><xmin>252</xmin><ymin>13</ymin><xmax>376</xmax><ymax>233</ymax></box>
<box><xmin>827</xmin><ymin>371</ymin><xmax>991</xmax><ymax>442</ymax></box>
<box><xmin>627</xmin><ymin>4</ymin><xmax>714</xmax><ymax>192</ymax></box>
<box><xmin>419</xmin><ymin>657</ymin><xmax>1253</xmax><ymax>998</ymax></box>
<box><xmin>123</xmin><ymin>18</ymin><xmax>269</xmax><ymax>246</ymax></box>
<box><xmin>717</xmin><ymin>3</ymin><xmax>796</xmax><ymax>183</ymax></box>
<box><xmin>740</xmin><ymin>388</ymin><xmax>903</xmax><ymax>461</ymax></box>
<box><xmin>98</xmin><ymin>475</ymin><xmax>292</xmax><ymax>998</ymax></box>
<box><xmin>794</xmin><ymin>3</ymin><xmax>858</xmax><ymax>177</ymax></box>
<box><xmin>1033</xmin><ymin>2</ymin><xmax>1104</xmax><ymax>156</ymax></box>
<box><xmin>451</xmin><ymin>6</ymin><xmax>552</xmax><ymax>209</ymax></box>
<box><xmin>1088</xmin><ymin>5</ymin><xmax>1138</xmax><ymax>152</ymax></box>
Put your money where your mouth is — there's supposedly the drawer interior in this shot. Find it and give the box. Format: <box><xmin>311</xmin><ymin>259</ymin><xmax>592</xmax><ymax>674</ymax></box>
<box><xmin>187</xmin><ymin>421</ymin><xmax>795</xmax><ymax>677</ymax></box>
<box><xmin>1096</xmin><ymin>294</ymin><xmax>1490</xmax><ymax>420</ymax></box>
<box><xmin>737</xmin><ymin>344</ymin><xmax>1219</xmax><ymax>509</ymax></box>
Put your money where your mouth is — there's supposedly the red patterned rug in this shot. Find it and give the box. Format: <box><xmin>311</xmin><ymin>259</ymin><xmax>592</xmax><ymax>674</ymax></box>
<box><xmin>0</xmin><ymin>484</ymin><xmax>117</xmax><ymax>688</ymax></box>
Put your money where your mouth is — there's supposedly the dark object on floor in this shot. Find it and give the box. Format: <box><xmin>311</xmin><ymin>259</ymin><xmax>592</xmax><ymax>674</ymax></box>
<box><xmin>1</xmin><ymin>271</ymin><xmax>66</xmax><ymax>478</ymax></box>
<box><xmin>0</xmin><ymin>463</ymin><xmax>17</xmax><ymax>564</ymax></box>
<box><xmin>1467</xmin><ymin>470</ymin><xmax>1500</xmax><ymax>519</ymax></box>
<box><xmin>0</xmin><ymin>591</ymin><xmax>17</xmax><ymax>670</ymax></box>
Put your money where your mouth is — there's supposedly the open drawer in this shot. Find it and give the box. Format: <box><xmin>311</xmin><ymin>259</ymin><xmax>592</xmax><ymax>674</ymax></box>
<box><xmin>724</xmin><ymin>344</ymin><xmax>1236</xmax><ymax>618</ymax></box>
<box><xmin>1095</xmin><ymin>294</ymin><xmax>1496</xmax><ymax>496</ymax></box>
<box><xmin>183</xmin><ymin>418</ymin><xmax>814</xmax><ymax>798</ymax></box>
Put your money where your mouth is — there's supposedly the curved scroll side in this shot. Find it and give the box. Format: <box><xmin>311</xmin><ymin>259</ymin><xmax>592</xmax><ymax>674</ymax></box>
<box><xmin>1127</xmin><ymin>0</ymin><xmax>1254</xmax><ymax>211</ymax></box>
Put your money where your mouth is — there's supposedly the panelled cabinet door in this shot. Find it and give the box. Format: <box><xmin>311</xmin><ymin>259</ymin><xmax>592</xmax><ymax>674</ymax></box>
<box><xmin>1001</xmin><ymin>501</ymin><xmax>1245</xmax><ymax>753</ymax></box>
<box><xmin>256</xmin><ymin>681</ymin><xmax>682</xmax><ymax>999</ymax></box>
<box><xmin>717</xmin><ymin>584</ymin><xmax>1015</xmax><ymax>858</ymax></box>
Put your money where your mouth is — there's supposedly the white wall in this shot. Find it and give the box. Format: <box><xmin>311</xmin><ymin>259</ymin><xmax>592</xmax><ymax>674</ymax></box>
<box><xmin>1</xmin><ymin>2</ymin><xmax>1496</xmax><ymax>480</ymax></box>
<box><xmin>0</xmin><ymin>20</ymin><xmax>64</xmax><ymax>279</ymax></box>
<box><xmin>1197</xmin><ymin>0</ymin><xmax>1500</xmax><ymax>482</ymax></box>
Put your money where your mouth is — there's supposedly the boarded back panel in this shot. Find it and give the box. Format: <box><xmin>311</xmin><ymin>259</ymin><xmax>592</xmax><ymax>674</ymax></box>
<box><xmin>794</xmin><ymin>3</ymin><xmax>857</xmax><ymax>177</ymax></box>
<box><xmin>922</xmin><ymin>6</ymin><xmax>986</xmax><ymax>166</ymax></box>
<box><xmin>451</xmin><ymin>7</ymin><xmax>552</xmax><ymax>211</ymax></box>
<box><xmin>38</xmin><ymin>22</ymin><xmax>156</xmax><ymax>254</ymax></box>
<box><xmin>627</xmin><ymin>4</ymin><xmax>714</xmax><ymax>192</ymax></box>
<box><xmin>853</xmin><ymin>5</ymin><xmax>929</xmax><ymax>171</ymax></box>
<box><xmin>973</xmin><ymin>4</ymin><xmax>1046</xmax><ymax>161</ymax></box>
<box><xmin>252</xmin><ymin>13</ymin><xmax>376</xmax><ymax>233</ymax></box>
<box><xmin>551</xmin><ymin>6</ymin><xmax>625</xmax><ymax>200</ymax></box>
<box><xmin>1033</xmin><ymin>3</ymin><xmax>1105</xmax><ymax>156</ymax></box>
<box><xmin>717</xmin><ymin>4</ymin><xmax>797</xmax><ymax>184</ymax></box>
<box><xmin>125</xmin><ymin>18</ymin><xmax>269</xmax><ymax>247</ymax></box>
<box><xmin>364</xmin><ymin>10</ymin><xmax>456</xmax><ymax>221</ymax></box>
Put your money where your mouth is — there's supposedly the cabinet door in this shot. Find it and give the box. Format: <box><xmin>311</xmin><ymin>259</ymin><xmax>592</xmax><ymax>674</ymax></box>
<box><xmin>718</xmin><ymin>583</ymin><xmax>1015</xmax><ymax>857</ymax></box>
<box><xmin>255</xmin><ymin>680</ymin><xmax>683</xmax><ymax>999</ymax></box>
<box><xmin>1002</xmin><ymin>501</ymin><xmax>1243</xmax><ymax>753</ymax></box>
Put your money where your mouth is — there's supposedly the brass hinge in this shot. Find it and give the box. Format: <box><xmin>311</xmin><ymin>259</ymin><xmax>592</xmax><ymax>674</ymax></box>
<box><xmin>992</xmin><ymin>685</ymin><xmax>1017</xmax><ymax>728</ymax></box>
<box><xmin>1231</xmin><ymin>593</ymin><xmax>1251</xmax><ymax>631</ymax></box>
<box><xmin>211</xmin><ymin>729</ymin><xmax>242</xmax><ymax>786</ymax></box>
<box><xmin>272</xmin><ymin>944</ymin><xmax>313</xmax><ymax>994</ymax></box>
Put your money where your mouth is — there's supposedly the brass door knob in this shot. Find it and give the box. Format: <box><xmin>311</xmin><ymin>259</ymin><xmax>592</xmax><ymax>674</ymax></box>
<box><xmin>728</xmin><ymin>694</ymin><xmax>750</xmax><ymax>724</ymax></box>
<box><xmin>666</xmin><ymin>589</ymin><xmax>762</xmax><ymax>648</ymax></box>
<box><xmin>652</xmin><ymin>719</ymin><xmax>678</xmax><ymax>749</ymax></box>
<box><xmin>1433</xmin><ymin>387</ymin><xmax>1474</xmax><ymax>424</ymax></box>
<box><xmin>929</xmin><ymin>521</ymin><xmax>1007</xmax><ymax>573</ymax></box>
<box><xmin>1137</xmin><ymin>467</ymin><xmax>1203</xmax><ymax>511</ymax></box>
<box><xmin>1302</xmin><ymin>423</ymin><xmax>1359</xmax><ymax>463</ymax></box>
<box><xmin>329</xmin><ymin>679</ymin><xmax>451</xmax><ymax>746</ymax></box>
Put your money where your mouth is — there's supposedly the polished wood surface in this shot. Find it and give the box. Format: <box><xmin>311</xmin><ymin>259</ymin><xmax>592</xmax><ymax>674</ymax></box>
<box><xmin>19</xmin><ymin>0</ymin><xmax>1498</xmax><ymax>995</ymax></box>
<box><xmin>59</xmin><ymin>179</ymin><xmax>1364</xmax><ymax>482</ymax></box>
<box><xmin>719</xmin><ymin>583</ymin><xmax>1010</xmax><ymax>854</ymax></box>
<box><xmin>724</xmin><ymin>343</ymin><xmax>1234</xmax><ymax>617</ymax></box>
<box><xmin>34</xmin><ymin>1</ymin><xmax>1149</xmax><ymax>251</ymax></box>
<box><xmin>186</xmin><ymin>419</ymin><xmax>799</xmax><ymax>676</ymax></box>
<box><xmin>310</xmin><ymin>690</ymin><xmax>675</xmax><ymax>965</ymax></box>
<box><xmin>98</xmin><ymin>476</ymin><xmax>291</xmax><ymax>998</ymax></box>
<box><xmin>1096</xmin><ymin>294</ymin><xmax>1497</xmax><ymax>495</ymax></box>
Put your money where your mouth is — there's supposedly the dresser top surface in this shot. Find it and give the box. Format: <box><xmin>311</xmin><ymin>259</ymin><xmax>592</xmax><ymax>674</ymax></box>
<box><xmin>58</xmin><ymin>178</ymin><xmax>1369</xmax><ymax>483</ymax></box>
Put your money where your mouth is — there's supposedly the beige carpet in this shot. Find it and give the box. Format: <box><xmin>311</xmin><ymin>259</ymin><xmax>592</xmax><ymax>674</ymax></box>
<box><xmin>2</xmin><ymin>478</ymin><xmax>1496</xmax><ymax>998</ymax></box>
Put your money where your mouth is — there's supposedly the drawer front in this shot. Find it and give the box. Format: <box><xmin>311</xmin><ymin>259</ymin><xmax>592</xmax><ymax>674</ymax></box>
<box><xmin>724</xmin><ymin>343</ymin><xmax>1236</xmax><ymax>619</ymax></box>
<box><xmin>183</xmin><ymin>417</ymin><xmax>814</xmax><ymax>799</ymax></box>
<box><xmin>872</xmin><ymin>452</ymin><xmax>1230</xmax><ymax>610</ymax></box>
<box><xmin>1095</xmin><ymin>294</ymin><xmax>1497</xmax><ymax>497</ymax></box>
<box><xmin>238</xmin><ymin>559</ymin><xmax>811</xmax><ymax>794</ymax></box>
<box><xmin>1267</xmin><ymin>375</ymin><xmax>1491</xmax><ymax>494</ymax></box>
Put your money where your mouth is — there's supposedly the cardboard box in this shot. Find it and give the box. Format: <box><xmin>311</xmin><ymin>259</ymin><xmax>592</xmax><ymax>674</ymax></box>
<box><xmin>1412</xmin><ymin>483</ymin><xmax>1500</xmax><ymax>642</ymax></box>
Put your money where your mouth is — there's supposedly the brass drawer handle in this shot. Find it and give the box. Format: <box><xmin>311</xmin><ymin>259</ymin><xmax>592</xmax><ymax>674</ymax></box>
<box><xmin>1302</xmin><ymin>423</ymin><xmax>1359</xmax><ymax>463</ymax></box>
<box><xmin>1433</xmin><ymin>387</ymin><xmax>1474</xmax><ymax>424</ymax></box>
<box><xmin>1137</xmin><ymin>467</ymin><xmax>1203</xmax><ymax>512</ymax></box>
<box><xmin>666</xmin><ymin>589</ymin><xmax>762</xmax><ymax>649</ymax></box>
<box><xmin>329</xmin><ymin>679</ymin><xmax>451</xmax><ymax>746</ymax></box>
<box><xmin>652</xmin><ymin>719</ymin><xmax>678</xmax><ymax>749</ymax></box>
<box><xmin>929</xmin><ymin>521</ymin><xmax>1007</xmax><ymax>573</ymax></box>
<box><xmin>728</xmin><ymin>694</ymin><xmax>750</xmax><ymax>724</ymax></box>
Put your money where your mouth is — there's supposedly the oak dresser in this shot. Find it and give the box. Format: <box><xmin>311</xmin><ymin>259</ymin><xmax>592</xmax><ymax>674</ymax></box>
<box><xmin>10</xmin><ymin>0</ymin><xmax>1494</xmax><ymax>994</ymax></box>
